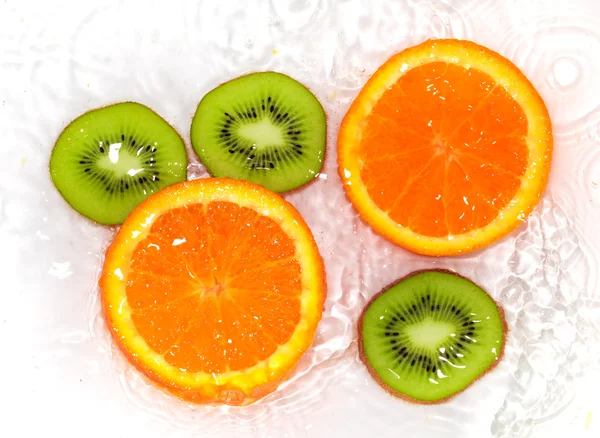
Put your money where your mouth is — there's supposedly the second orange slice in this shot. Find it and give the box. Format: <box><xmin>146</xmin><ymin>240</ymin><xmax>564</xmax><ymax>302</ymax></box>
<box><xmin>100</xmin><ymin>178</ymin><xmax>326</xmax><ymax>405</ymax></box>
<box><xmin>338</xmin><ymin>39</ymin><xmax>553</xmax><ymax>255</ymax></box>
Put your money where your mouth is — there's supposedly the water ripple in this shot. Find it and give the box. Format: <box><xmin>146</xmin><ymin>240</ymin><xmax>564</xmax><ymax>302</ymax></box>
<box><xmin>499</xmin><ymin>16</ymin><xmax>600</xmax><ymax>146</ymax></box>
<box><xmin>3</xmin><ymin>0</ymin><xmax>600</xmax><ymax>436</ymax></box>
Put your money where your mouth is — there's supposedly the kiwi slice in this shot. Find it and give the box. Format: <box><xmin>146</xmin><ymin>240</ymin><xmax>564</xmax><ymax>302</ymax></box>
<box><xmin>359</xmin><ymin>270</ymin><xmax>506</xmax><ymax>403</ymax></box>
<box><xmin>190</xmin><ymin>72</ymin><xmax>326</xmax><ymax>192</ymax></box>
<box><xmin>50</xmin><ymin>102</ymin><xmax>188</xmax><ymax>225</ymax></box>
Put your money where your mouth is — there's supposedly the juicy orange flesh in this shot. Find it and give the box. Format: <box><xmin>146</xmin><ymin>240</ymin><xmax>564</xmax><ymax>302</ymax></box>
<box><xmin>359</xmin><ymin>62</ymin><xmax>529</xmax><ymax>237</ymax></box>
<box><xmin>126</xmin><ymin>201</ymin><xmax>302</xmax><ymax>374</ymax></box>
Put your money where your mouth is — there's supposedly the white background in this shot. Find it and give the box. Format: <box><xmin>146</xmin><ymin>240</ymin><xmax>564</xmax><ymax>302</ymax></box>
<box><xmin>1</xmin><ymin>0</ymin><xmax>599</xmax><ymax>437</ymax></box>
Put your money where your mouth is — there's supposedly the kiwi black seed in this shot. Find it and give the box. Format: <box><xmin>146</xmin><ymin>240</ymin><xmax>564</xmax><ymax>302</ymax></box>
<box><xmin>190</xmin><ymin>72</ymin><xmax>326</xmax><ymax>192</ymax></box>
<box><xmin>358</xmin><ymin>270</ymin><xmax>506</xmax><ymax>404</ymax></box>
<box><xmin>49</xmin><ymin>102</ymin><xmax>188</xmax><ymax>225</ymax></box>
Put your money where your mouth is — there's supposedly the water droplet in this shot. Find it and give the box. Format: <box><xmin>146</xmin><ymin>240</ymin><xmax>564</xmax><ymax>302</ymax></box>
<box><xmin>550</xmin><ymin>56</ymin><xmax>580</xmax><ymax>89</ymax></box>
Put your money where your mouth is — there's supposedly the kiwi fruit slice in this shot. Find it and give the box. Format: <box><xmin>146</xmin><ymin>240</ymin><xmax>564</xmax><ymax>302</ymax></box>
<box><xmin>359</xmin><ymin>270</ymin><xmax>506</xmax><ymax>403</ymax></box>
<box><xmin>190</xmin><ymin>72</ymin><xmax>326</xmax><ymax>192</ymax></box>
<box><xmin>50</xmin><ymin>102</ymin><xmax>188</xmax><ymax>225</ymax></box>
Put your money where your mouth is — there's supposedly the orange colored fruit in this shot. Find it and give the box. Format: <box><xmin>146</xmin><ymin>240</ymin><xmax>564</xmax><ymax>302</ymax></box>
<box><xmin>100</xmin><ymin>178</ymin><xmax>326</xmax><ymax>405</ymax></box>
<box><xmin>338</xmin><ymin>39</ymin><xmax>553</xmax><ymax>255</ymax></box>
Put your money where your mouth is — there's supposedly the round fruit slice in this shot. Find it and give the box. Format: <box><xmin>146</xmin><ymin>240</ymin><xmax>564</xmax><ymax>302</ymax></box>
<box><xmin>190</xmin><ymin>72</ymin><xmax>327</xmax><ymax>193</ymax></box>
<box><xmin>338</xmin><ymin>39</ymin><xmax>553</xmax><ymax>255</ymax></box>
<box><xmin>100</xmin><ymin>178</ymin><xmax>326</xmax><ymax>405</ymax></box>
<box><xmin>359</xmin><ymin>270</ymin><xmax>506</xmax><ymax>404</ymax></box>
<box><xmin>50</xmin><ymin>102</ymin><xmax>188</xmax><ymax>225</ymax></box>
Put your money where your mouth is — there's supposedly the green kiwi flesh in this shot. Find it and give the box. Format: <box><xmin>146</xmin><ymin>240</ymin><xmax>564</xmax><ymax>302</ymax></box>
<box><xmin>359</xmin><ymin>270</ymin><xmax>506</xmax><ymax>403</ymax></box>
<box><xmin>50</xmin><ymin>102</ymin><xmax>188</xmax><ymax>225</ymax></box>
<box><xmin>190</xmin><ymin>72</ymin><xmax>326</xmax><ymax>192</ymax></box>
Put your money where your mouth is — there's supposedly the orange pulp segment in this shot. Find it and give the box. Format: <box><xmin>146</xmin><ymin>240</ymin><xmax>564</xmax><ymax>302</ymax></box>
<box><xmin>100</xmin><ymin>178</ymin><xmax>326</xmax><ymax>405</ymax></box>
<box><xmin>338</xmin><ymin>39</ymin><xmax>553</xmax><ymax>255</ymax></box>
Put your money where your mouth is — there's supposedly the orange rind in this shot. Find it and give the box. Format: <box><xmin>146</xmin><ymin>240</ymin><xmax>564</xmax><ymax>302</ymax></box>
<box><xmin>338</xmin><ymin>39</ymin><xmax>553</xmax><ymax>255</ymax></box>
<box><xmin>100</xmin><ymin>178</ymin><xmax>326</xmax><ymax>405</ymax></box>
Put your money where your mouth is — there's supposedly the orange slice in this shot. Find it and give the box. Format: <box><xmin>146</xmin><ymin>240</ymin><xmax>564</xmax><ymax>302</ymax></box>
<box><xmin>100</xmin><ymin>178</ymin><xmax>326</xmax><ymax>405</ymax></box>
<box><xmin>338</xmin><ymin>39</ymin><xmax>553</xmax><ymax>255</ymax></box>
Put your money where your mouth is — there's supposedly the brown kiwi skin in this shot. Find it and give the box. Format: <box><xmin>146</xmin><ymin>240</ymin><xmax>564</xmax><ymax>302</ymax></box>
<box><xmin>189</xmin><ymin>71</ymin><xmax>328</xmax><ymax>194</ymax></box>
<box><xmin>357</xmin><ymin>268</ymin><xmax>508</xmax><ymax>405</ymax></box>
<box><xmin>48</xmin><ymin>101</ymin><xmax>190</xmax><ymax>229</ymax></box>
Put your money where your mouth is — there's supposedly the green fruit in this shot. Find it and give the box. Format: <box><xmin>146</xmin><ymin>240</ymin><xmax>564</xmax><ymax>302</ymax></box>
<box><xmin>359</xmin><ymin>270</ymin><xmax>506</xmax><ymax>403</ymax></box>
<box><xmin>50</xmin><ymin>102</ymin><xmax>188</xmax><ymax>224</ymax></box>
<box><xmin>190</xmin><ymin>72</ymin><xmax>326</xmax><ymax>192</ymax></box>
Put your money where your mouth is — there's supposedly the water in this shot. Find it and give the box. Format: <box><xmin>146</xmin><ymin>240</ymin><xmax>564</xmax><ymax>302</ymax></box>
<box><xmin>1</xmin><ymin>0</ymin><xmax>600</xmax><ymax>437</ymax></box>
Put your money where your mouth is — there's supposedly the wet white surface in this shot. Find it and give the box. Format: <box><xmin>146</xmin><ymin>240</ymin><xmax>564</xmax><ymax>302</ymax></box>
<box><xmin>1</xmin><ymin>0</ymin><xmax>599</xmax><ymax>437</ymax></box>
